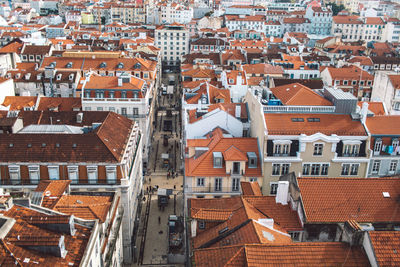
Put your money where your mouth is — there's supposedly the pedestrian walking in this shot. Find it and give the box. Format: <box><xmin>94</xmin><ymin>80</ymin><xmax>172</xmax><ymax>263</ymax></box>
<box><xmin>158</xmin><ymin>216</ymin><xmax>161</xmax><ymax>224</ymax></box>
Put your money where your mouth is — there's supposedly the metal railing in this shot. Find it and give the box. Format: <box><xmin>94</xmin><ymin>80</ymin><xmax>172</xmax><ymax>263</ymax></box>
<box><xmin>186</xmin><ymin>186</ymin><xmax>241</xmax><ymax>194</ymax></box>
<box><xmin>0</xmin><ymin>179</ymin><xmax>121</xmax><ymax>186</ymax></box>
<box><xmin>263</xmin><ymin>105</ymin><xmax>336</xmax><ymax>113</ymax></box>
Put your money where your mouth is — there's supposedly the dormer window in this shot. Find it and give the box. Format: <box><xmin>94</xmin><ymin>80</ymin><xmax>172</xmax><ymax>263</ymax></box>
<box><xmin>213</xmin><ymin>152</ymin><xmax>222</xmax><ymax>168</ymax></box>
<box><xmin>247</xmin><ymin>152</ymin><xmax>257</xmax><ymax>168</ymax></box>
<box><xmin>134</xmin><ymin>63</ymin><xmax>141</xmax><ymax>69</ymax></box>
<box><xmin>66</xmin><ymin>62</ymin><xmax>73</xmax><ymax>68</ymax></box>
<box><xmin>117</xmin><ymin>62</ymin><xmax>124</xmax><ymax>69</ymax></box>
<box><xmin>56</xmin><ymin>74</ymin><xmax>62</xmax><ymax>81</ymax></box>
<box><xmin>229</xmin><ymin>79</ymin><xmax>234</xmax><ymax>84</ymax></box>
<box><xmin>69</xmin><ymin>74</ymin><xmax>74</xmax><ymax>80</ymax></box>
<box><xmin>100</xmin><ymin>62</ymin><xmax>107</xmax><ymax>68</ymax></box>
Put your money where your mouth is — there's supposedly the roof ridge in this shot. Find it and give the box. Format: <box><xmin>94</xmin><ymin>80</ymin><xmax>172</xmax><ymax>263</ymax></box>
<box><xmin>223</xmin><ymin>246</ymin><xmax>245</xmax><ymax>267</ymax></box>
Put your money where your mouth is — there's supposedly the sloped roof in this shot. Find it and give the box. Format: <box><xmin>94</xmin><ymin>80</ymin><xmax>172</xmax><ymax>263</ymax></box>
<box><xmin>368</xmin><ymin>231</ymin><xmax>400</xmax><ymax>267</ymax></box>
<box><xmin>298</xmin><ymin>177</ymin><xmax>400</xmax><ymax>223</ymax></box>
<box><xmin>264</xmin><ymin>113</ymin><xmax>367</xmax><ymax>136</ymax></box>
<box><xmin>194</xmin><ymin>243</ymin><xmax>370</xmax><ymax>267</ymax></box>
<box><xmin>223</xmin><ymin>145</ymin><xmax>248</xmax><ymax>161</ymax></box>
<box><xmin>185</xmin><ymin>129</ymin><xmax>261</xmax><ymax>177</ymax></box>
<box><xmin>2</xmin><ymin>96</ymin><xmax>37</xmax><ymax>111</ymax></box>
<box><xmin>270</xmin><ymin>83</ymin><xmax>332</xmax><ymax>106</ymax></box>
<box><xmin>366</xmin><ymin>115</ymin><xmax>400</xmax><ymax>135</ymax></box>
<box><xmin>240</xmin><ymin>182</ymin><xmax>262</xmax><ymax>196</ymax></box>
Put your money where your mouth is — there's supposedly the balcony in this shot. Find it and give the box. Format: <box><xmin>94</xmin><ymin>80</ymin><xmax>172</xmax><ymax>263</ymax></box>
<box><xmin>186</xmin><ymin>186</ymin><xmax>241</xmax><ymax>194</ymax></box>
<box><xmin>82</xmin><ymin>97</ymin><xmax>144</xmax><ymax>103</ymax></box>
<box><xmin>263</xmin><ymin>105</ymin><xmax>336</xmax><ymax>113</ymax></box>
<box><xmin>0</xmin><ymin>179</ymin><xmax>122</xmax><ymax>186</ymax></box>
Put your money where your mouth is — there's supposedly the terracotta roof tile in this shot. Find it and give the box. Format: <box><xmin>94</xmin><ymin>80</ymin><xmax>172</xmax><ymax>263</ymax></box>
<box><xmin>240</xmin><ymin>182</ymin><xmax>262</xmax><ymax>196</ymax></box>
<box><xmin>2</xmin><ymin>96</ymin><xmax>37</xmax><ymax>111</ymax></box>
<box><xmin>366</xmin><ymin>115</ymin><xmax>400</xmax><ymax>135</ymax></box>
<box><xmin>358</xmin><ymin>102</ymin><xmax>386</xmax><ymax>115</ymax></box>
<box><xmin>270</xmin><ymin>83</ymin><xmax>333</xmax><ymax>106</ymax></box>
<box><xmin>369</xmin><ymin>231</ymin><xmax>400</xmax><ymax>266</ymax></box>
<box><xmin>264</xmin><ymin>113</ymin><xmax>367</xmax><ymax>136</ymax></box>
<box><xmin>53</xmin><ymin>195</ymin><xmax>113</xmax><ymax>223</ymax></box>
<box><xmin>194</xmin><ymin>243</ymin><xmax>369</xmax><ymax>267</ymax></box>
<box><xmin>223</xmin><ymin>145</ymin><xmax>248</xmax><ymax>161</ymax></box>
<box><xmin>298</xmin><ymin>177</ymin><xmax>400</xmax><ymax>223</ymax></box>
<box><xmin>185</xmin><ymin>129</ymin><xmax>261</xmax><ymax>177</ymax></box>
<box><xmin>37</xmin><ymin>97</ymin><xmax>81</xmax><ymax>111</ymax></box>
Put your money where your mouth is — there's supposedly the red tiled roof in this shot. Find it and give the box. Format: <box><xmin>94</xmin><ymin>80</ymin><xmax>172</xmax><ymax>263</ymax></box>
<box><xmin>240</xmin><ymin>182</ymin><xmax>262</xmax><ymax>196</ymax></box>
<box><xmin>2</xmin><ymin>96</ymin><xmax>37</xmax><ymax>111</ymax></box>
<box><xmin>358</xmin><ymin>102</ymin><xmax>386</xmax><ymax>115</ymax></box>
<box><xmin>37</xmin><ymin>97</ymin><xmax>81</xmax><ymax>111</ymax></box>
<box><xmin>194</xmin><ymin>243</ymin><xmax>370</xmax><ymax>267</ymax></box>
<box><xmin>388</xmin><ymin>74</ymin><xmax>400</xmax><ymax>89</ymax></box>
<box><xmin>298</xmin><ymin>177</ymin><xmax>400</xmax><ymax>223</ymax></box>
<box><xmin>35</xmin><ymin>180</ymin><xmax>71</xmax><ymax>208</ymax></box>
<box><xmin>264</xmin><ymin>113</ymin><xmax>367</xmax><ymax>136</ymax></box>
<box><xmin>270</xmin><ymin>83</ymin><xmax>333</xmax><ymax>106</ymax></box>
<box><xmin>53</xmin><ymin>195</ymin><xmax>113</xmax><ymax>223</ymax></box>
<box><xmin>185</xmin><ymin>129</ymin><xmax>262</xmax><ymax>177</ymax></box>
<box><xmin>368</xmin><ymin>231</ymin><xmax>400</xmax><ymax>266</ymax></box>
<box><xmin>1</xmin><ymin>205</ymin><xmax>92</xmax><ymax>266</ymax></box>
<box><xmin>324</xmin><ymin>65</ymin><xmax>373</xmax><ymax>80</ymax></box>
<box><xmin>223</xmin><ymin>145</ymin><xmax>248</xmax><ymax>161</ymax></box>
<box><xmin>366</xmin><ymin>115</ymin><xmax>400</xmax><ymax>135</ymax></box>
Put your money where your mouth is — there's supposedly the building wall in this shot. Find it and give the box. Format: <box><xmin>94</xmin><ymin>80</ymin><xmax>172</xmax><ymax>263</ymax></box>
<box><xmin>155</xmin><ymin>26</ymin><xmax>190</xmax><ymax>66</ymax></box>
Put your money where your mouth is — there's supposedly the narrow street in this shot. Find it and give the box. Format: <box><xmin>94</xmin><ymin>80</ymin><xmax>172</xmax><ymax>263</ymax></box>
<box><xmin>131</xmin><ymin>71</ymin><xmax>185</xmax><ymax>266</ymax></box>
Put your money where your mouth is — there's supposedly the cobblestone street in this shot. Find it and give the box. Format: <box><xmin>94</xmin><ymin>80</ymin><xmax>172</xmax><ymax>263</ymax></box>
<box><xmin>130</xmin><ymin>72</ymin><xmax>185</xmax><ymax>267</ymax></box>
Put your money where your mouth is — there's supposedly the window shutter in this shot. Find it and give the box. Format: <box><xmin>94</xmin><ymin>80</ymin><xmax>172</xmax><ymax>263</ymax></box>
<box><xmin>267</xmin><ymin>140</ymin><xmax>273</xmax><ymax>156</ymax></box>
<box><xmin>336</xmin><ymin>141</ymin><xmax>343</xmax><ymax>157</ymax></box>
<box><xmin>359</xmin><ymin>140</ymin><xmax>366</xmax><ymax>157</ymax></box>
<box><xmin>290</xmin><ymin>140</ymin><xmax>299</xmax><ymax>156</ymax></box>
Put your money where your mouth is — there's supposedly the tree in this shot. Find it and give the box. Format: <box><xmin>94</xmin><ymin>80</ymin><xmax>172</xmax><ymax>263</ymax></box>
<box><xmin>331</xmin><ymin>3</ymin><xmax>346</xmax><ymax>16</ymax></box>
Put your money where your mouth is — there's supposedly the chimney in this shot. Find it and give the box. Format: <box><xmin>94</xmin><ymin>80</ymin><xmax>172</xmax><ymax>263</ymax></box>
<box><xmin>76</xmin><ymin>112</ymin><xmax>83</xmax><ymax>123</ymax></box>
<box><xmin>361</xmin><ymin>102</ymin><xmax>369</xmax><ymax>124</ymax></box>
<box><xmin>118</xmin><ymin>77</ymin><xmax>123</xmax><ymax>87</ymax></box>
<box><xmin>235</xmin><ymin>104</ymin><xmax>241</xmax><ymax>118</ymax></box>
<box><xmin>191</xmin><ymin>219</ymin><xmax>197</xmax><ymax>237</ymax></box>
<box><xmin>275</xmin><ymin>181</ymin><xmax>289</xmax><ymax>205</ymax></box>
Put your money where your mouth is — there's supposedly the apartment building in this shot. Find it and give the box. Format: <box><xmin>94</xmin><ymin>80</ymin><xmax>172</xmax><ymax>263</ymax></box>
<box><xmin>224</xmin><ymin>15</ymin><xmax>266</xmax><ymax>33</ymax></box>
<box><xmin>185</xmin><ymin>128</ymin><xmax>262</xmax><ymax>199</ymax></box>
<box><xmin>332</xmin><ymin>15</ymin><xmax>385</xmax><ymax>42</ymax></box>
<box><xmin>0</xmin><ymin>197</ymin><xmax>104</xmax><ymax>266</ymax></box>
<box><xmin>371</xmin><ymin>72</ymin><xmax>400</xmax><ymax>114</ymax></box>
<box><xmin>244</xmin><ymin>86</ymin><xmax>369</xmax><ymax>196</ymax></box>
<box><xmin>366</xmin><ymin>115</ymin><xmax>400</xmax><ymax>177</ymax></box>
<box><xmin>160</xmin><ymin>2</ymin><xmax>194</xmax><ymax>24</ymax></box>
<box><xmin>0</xmin><ymin>111</ymin><xmax>143</xmax><ymax>263</ymax></box>
<box><xmin>111</xmin><ymin>3</ymin><xmax>146</xmax><ymax>24</ymax></box>
<box><xmin>321</xmin><ymin>65</ymin><xmax>374</xmax><ymax>100</ymax></box>
<box><xmin>304</xmin><ymin>4</ymin><xmax>332</xmax><ymax>36</ymax></box>
<box><xmin>155</xmin><ymin>23</ymin><xmax>190</xmax><ymax>68</ymax></box>
<box><xmin>30</xmin><ymin>180</ymin><xmax>124</xmax><ymax>266</ymax></box>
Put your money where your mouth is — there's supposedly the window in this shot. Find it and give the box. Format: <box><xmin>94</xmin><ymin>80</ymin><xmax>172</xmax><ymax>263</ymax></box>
<box><xmin>341</xmin><ymin>164</ymin><xmax>350</xmax><ymax>175</ymax></box>
<box><xmin>106</xmin><ymin>166</ymin><xmax>117</xmax><ymax>184</ymax></box>
<box><xmin>272</xmin><ymin>164</ymin><xmax>280</xmax><ymax>175</ymax></box>
<box><xmin>215</xmin><ymin>178</ymin><xmax>222</xmax><ymax>191</ymax></box>
<box><xmin>281</xmin><ymin>164</ymin><xmax>290</xmax><ymax>175</ymax></box>
<box><xmin>311</xmin><ymin>164</ymin><xmax>320</xmax><ymax>175</ymax></box>
<box><xmin>270</xmin><ymin>182</ymin><xmax>278</xmax><ymax>195</ymax></box>
<box><xmin>232</xmin><ymin>162</ymin><xmax>240</xmax><ymax>174</ymax></box>
<box><xmin>68</xmin><ymin>166</ymin><xmax>78</xmax><ymax>184</ymax></box>
<box><xmin>290</xmin><ymin>232</ymin><xmax>301</xmax><ymax>241</ymax></box>
<box><xmin>247</xmin><ymin>152</ymin><xmax>257</xmax><ymax>168</ymax></box>
<box><xmin>198</xmin><ymin>221</ymin><xmax>205</xmax><ymax>229</ymax></box>
<box><xmin>372</xmin><ymin>160</ymin><xmax>381</xmax><ymax>173</ymax></box>
<box><xmin>109</xmin><ymin>91</ymin><xmax>114</xmax><ymax>98</ymax></box>
<box><xmin>121</xmin><ymin>108</ymin><xmax>127</xmax><ymax>116</ymax></box>
<box><xmin>390</xmin><ymin>160</ymin><xmax>398</xmax><ymax>172</ymax></box>
<box><xmin>109</xmin><ymin>107</ymin><xmax>115</xmax><ymax>112</ymax></box>
<box><xmin>197</xmin><ymin>177</ymin><xmax>205</xmax><ymax>187</ymax></box>
<box><xmin>213</xmin><ymin>152</ymin><xmax>222</xmax><ymax>168</ymax></box>
<box><xmin>87</xmin><ymin>166</ymin><xmax>98</xmax><ymax>184</ymax></box>
<box><xmin>392</xmin><ymin>139</ymin><xmax>399</xmax><ymax>153</ymax></box>
<box><xmin>321</xmin><ymin>164</ymin><xmax>329</xmax><ymax>175</ymax></box>
<box><xmin>97</xmin><ymin>107</ymin><xmax>103</xmax><ymax>111</ymax></box>
<box><xmin>374</xmin><ymin>139</ymin><xmax>382</xmax><ymax>155</ymax></box>
<box><xmin>9</xmin><ymin>166</ymin><xmax>20</xmax><ymax>184</ymax></box>
<box><xmin>249</xmin><ymin>177</ymin><xmax>257</xmax><ymax>182</ymax></box>
<box><xmin>343</xmin><ymin>144</ymin><xmax>359</xmax><ymax>156</ymax></box>
<box><xmin>28</xmin><ymin>165</ymin><xmax>39</xmax><ymax>184</ymax></box>
<box><xmin>133</xmin><ymin>108</ymin><xmax>139</xmax><ymax>116</ymax></box>
<box><xmin>121</xmin><ymin>91</ymin><xmax>127</xmax><ymax>98</ymax></box>
<box><xmin>350</xmin><ymin>164</ymin><xmax>359</xmax><ymax>176</ymax></box>
<box><xmin>48</xmin><ymin>166</ymin><xmax>59</xmax><ymax>180</ymax></box>
<box><xmin>313</xmin><ymin>144</ymin><xmax>323</xmax><ymax>156</ymax></box>
<box><xmin>302</xmin><ymin>164</ymin><xmax>310</xmax><ymax>175</ymax></box>
<box><xmin>232</xmin><ymin>178</ymin><xmax>240</xmax><ymax>191</ymax></box>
